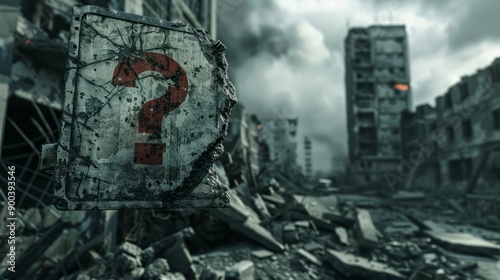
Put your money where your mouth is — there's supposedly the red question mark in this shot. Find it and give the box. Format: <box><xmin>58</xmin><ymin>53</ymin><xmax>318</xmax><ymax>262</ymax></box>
<box><xmin>112</xmin><ymin>52</ymin><xmax>188</xmax><ymax>165</ymax></box>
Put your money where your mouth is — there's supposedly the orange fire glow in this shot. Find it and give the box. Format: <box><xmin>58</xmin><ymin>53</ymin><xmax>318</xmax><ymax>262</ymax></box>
<box><xmin>393</xmin><ymin>84</ymin><xmax>409</xmax><ymax>91</ymax></box>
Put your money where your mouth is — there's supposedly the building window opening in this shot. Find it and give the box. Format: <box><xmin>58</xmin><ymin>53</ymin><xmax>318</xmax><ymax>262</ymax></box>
<box><xmin>493</xmin><ymin>108</ymin><xmax>500</xmax><ymax>129</ymax></box>
<box><xmin>447</xmin><ymin>126</ymin><xmax>455</xmax><ymax>142</ymax></box>
<box><xmin>448</xmin><ymin>160</ymin><xmax>462</xmax><ymax>181</ymax></box>
<box><xmin>462</xmin><ymin>119</ymin><xmax>473</xmax><ymax>140</ymax></box>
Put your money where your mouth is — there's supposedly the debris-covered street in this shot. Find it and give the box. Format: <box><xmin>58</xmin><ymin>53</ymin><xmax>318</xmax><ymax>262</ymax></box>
<box><xmin>1</xmin><ymin>169</ymin><xmax>500</xmax><ymax>279</ymax></box>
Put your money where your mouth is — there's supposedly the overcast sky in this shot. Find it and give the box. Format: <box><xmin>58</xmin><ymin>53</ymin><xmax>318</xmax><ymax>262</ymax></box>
<box><xmin>217</xmin><ymin>0</ymin><xmax>500</xmax><ymax>175</ymax></box>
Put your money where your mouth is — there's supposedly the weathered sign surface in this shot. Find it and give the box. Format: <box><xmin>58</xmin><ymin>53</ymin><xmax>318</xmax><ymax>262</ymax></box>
<box><xmin>51</xmin><ymin>5</ymin><xmax>236</xmax><ymax>210</ymax></box>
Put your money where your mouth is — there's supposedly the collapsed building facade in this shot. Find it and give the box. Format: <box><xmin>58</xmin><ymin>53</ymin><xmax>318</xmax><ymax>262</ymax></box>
<box><xmin>400</xmin><ymin>58</ymin><xmax>500</xmax><ymax>225</ymax></box>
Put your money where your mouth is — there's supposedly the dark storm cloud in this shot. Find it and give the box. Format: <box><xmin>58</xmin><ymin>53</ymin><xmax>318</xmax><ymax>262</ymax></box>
<box><xmin>217</xmin><ymin>0</ymin><xmax>291</xmax><ymax>73</ymax></box>
<box><xmin>446</xmin><ymin>0</ymin><xmax>500</xmax><ymax>52</ymax></box>
<box><xmin>217</xmin><ymin>0</ymin><xmax>344</xmax><ymax>173</ymax></box>
<box><xmin>361</xmin><ymin>0</ymin><xmax>453</xmax><ymax>11</ymax></box>
<box><xmin>363</xmin><ymin>0</ymin><xmax>499</xmax><ymax>52</ymax></box>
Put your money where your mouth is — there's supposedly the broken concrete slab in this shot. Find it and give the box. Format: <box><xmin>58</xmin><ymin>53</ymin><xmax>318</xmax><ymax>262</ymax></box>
<box><xmin>296</xmin><ymin>249</ymin><xmax>321</xmax><ymax>265</ymax></box>
<box><xmin>303</xmin><ymin>241</ymin><xmax>324</xmax><ymax>252</ymax></box>
<box><xmin>210</xmin><ymin>208</ymin><xmax>284</xmax><ymax>252</ymax></box>
<box><xmin>253</xmin><ymin>194</ymin><xmax>272</xmax><ymax>220</ymax></box>
<box><xmin>225</xmin><ymin>260</ymin><xmax>255</xmax><ymax>280</ymax></box>
<box><xmin>383</xmin><ymin>221</ymin><xmax>419</xmax><ymax>236</ymax></box>
<box><xmin>288</xmin><ymin>210</ymin><xmax>339</xmax><ymax>232</ymax></box>
<box><xmin>294</xmin><ymin>220</ymin><xmax>310</xmax><ymax>228</ymax></box>
<box><xmin>325</xmin><ymin>249</ymin><xmax>405</xmax><ymax>280</ymax></box>
<box><xmin>199</xmin><ymin>265</ymin><xmax>224</xmax><ymax>280</ymax></box>
<box><xmin>293</xmin><ymin>195</ymin><xmax>353</xmax><ymax>227</ymax></box>
<box><xmin>117</xmin><ymin>242</ymin><xmax>142</xmax><ymax>259</ymax></box>
<box><xmin>334</xmin><ymin>227</ymin><xmax>349</xmax><ymax>246</ymax></box>
<box><xmin>41</xmin><ymin>205</ymin><xmax>61</xmax><ymax>229</ymax></box>
<box><xmin>425</xmin><ymin>231</ymin><xmax>500</xmax><ymax>256</ymax></box>
<box><xmin>261</xmin><ymin>193</ymin><xmax>286</xmax><ymax>206</ymax></box>
<box><xmin>251</xmin><ymin>249</ymin><xmax>274</xmax><ymax>259</ymax></box>
<box><xmin>354</xmin><ymin>208</ymin><xmax>379</xmax><ymax>250</ymax></box>
<box><xmin>116</xmin><ymin>241</ymin><xmax>143</xmax><ymax>273</ymax></box>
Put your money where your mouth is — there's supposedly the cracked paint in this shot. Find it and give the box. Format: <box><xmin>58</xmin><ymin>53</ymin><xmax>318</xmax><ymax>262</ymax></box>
<box><xmin>53</xmin><ymin>5</ymin><xmax>236</xmax><ymax>210</ymax></box>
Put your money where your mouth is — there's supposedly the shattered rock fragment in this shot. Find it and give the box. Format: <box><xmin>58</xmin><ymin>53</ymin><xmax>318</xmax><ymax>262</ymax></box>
<box><xmin>116</xmin><ymin>242</ymin><xmax>143</xmax><ymax>272</ymax></box>
<box><xmin>354</xmin><ymin>208</ymin><xmax>379</xmax><ymax>249</ymax></box>
<box><xmin>225</xmin><ymin>260</ymin><xmax>255</xmax><ymax>280</ymax></box>
<box><xmin>123</xmin><ymin>267</ymin><xmax>145</xmax><ymax>280</ymax></box>
<box><xmin>144</xmin><ymin>258</ymin><xmax>171</xmax><ymax>280</ymax></box>
<box><xmin>296</xmin><ymin>249</ymin><xmax>321</xmax><ymax>265</ymax></box>
<box><xmin>116</xmin><ymin>253</ymin><xmax>142</xmax><ymax>273</ymax></box>
<box><xmin>199</xmin><ymin>265</ymin><xmax>224</xmax><ymax>280</ymax></box>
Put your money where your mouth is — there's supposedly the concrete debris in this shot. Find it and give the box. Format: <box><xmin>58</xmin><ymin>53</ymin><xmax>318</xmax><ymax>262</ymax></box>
<box><xmin>210</xmin><ymin>192</ymin><xmax>285</xmax><ymax>252</ymax></box>
<box><xmin>425</xmin><ymin>231</ymin><xmax>500</xmax><ymax>256</ymax></box>
<box><xmin>334</xmin><ymin>226</ymin><xmax>350</xmax><ymax>245</ymax></box>
<box><xmin>123</xmin><ymin>267</ymin><xmax>145</xmax><ymax>280</ymax></box>
<box><xmin>1</xmin><ymin>93</ymin><xmax>497</xmax><ymax>280</ymax></box>
<box><xmin>199</xmin><ymin>265</ymin><xmax>224</xmax><ymax>280</ymax></box>
<box><xmin>296</xmin><ymin>248</ymin><xmax>321</xmax><ymax>265</ymax></box>
<box><xmin>250</xmin><ymin>249</ymin><xmax>274</xmax><ymax>259</ymax></box>
<box><xmin>3</xmin><ymin>187</ymin><xmax>499</xmax><ymax>280</ymax></box>
<box><xmin>225</xmin><ymin>260</ymin><xmax>255</xmax><ymax>280</ymax></box>
<box><xmin>143</xmin><ymin>258</ymin><xmax>170</xmax><ymax>280</ymax></box>
<box><xmin>354</xmin><ymin>208</ymin><xmax>380</xmax><ymax>250</ymax></box>
<box><xmin>326</xmin><ymin>249</ymin><xmax>405</xmax><ymax>280</ymax></box>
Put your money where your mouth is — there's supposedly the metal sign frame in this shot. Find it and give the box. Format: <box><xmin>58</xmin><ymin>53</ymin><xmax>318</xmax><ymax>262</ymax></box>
<box><xmin>53</xmin><ymin>4</ymin><xmax>235</xmax><ymax>210</ymax></box>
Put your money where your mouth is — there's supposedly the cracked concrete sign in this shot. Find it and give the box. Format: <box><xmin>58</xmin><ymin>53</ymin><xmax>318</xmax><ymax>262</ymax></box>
<box><xmin>51</xmin><ymin>5</ymin><xmax>236</xmax><ymax>210</ymax></box>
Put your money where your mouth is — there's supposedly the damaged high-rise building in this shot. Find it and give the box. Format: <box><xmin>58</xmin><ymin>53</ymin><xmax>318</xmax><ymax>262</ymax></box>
<box><xmin>344</xmin><ymin>25</ymin><xmax>412</xmax><ymax>188</ymax></box>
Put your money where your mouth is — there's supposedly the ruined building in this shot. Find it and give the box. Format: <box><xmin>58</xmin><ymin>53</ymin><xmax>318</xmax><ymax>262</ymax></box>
<box><xmin>344</xmin><ymin>25</ymin><xmax>411</xmax><ymax>188</ymax></box>
<box><xmin>399</xmin><ymin>58</ymin><xmax>500</xmax><ymax>224</ymax></box>
<box><xmin>221</xmin><ymin>103</ymin><xmax>263</xmax><ymax>189</ymax></box>
<box><xmin>435</xmin><ymin>58</ymin><xmax>500</xmax><ymax>192</ymax></box>
<box><xmin>400</xmin><ymin>104</ymin><xmax>439</xmax><ymax>190</ymax></box>
<box><xmin>261</xmin><ymin>117</ymin><xmax>300</xmax><ymax>175</ymax></box>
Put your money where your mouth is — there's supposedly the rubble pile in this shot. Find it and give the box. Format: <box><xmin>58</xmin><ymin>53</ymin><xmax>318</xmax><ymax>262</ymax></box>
<box><xmin>1</xmin><ymin>168</ymin><xmax>500</xmax><ymax>279</ymax></box>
